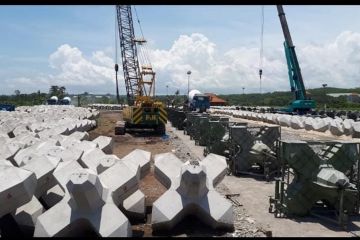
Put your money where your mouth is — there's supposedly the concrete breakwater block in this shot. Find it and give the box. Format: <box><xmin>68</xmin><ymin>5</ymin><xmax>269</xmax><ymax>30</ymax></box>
<box><xmin>99</xmin><ymin>161</ymin><xmax>140</xmax><ymax>206</ymax></box>
<box><xmin>40</xmin><ymin>184</ymin><xmax>65</xmax><ymax>209</ymax></box>
<box><xmin>151</xmin><ymin>153</ymin><xmax>233</xmax><ymax>232</ymax></box>
<box><xmin>277</xmin><ymin>115</ymin><xmax>291</xmax><ymax>127</ymax></box>
<box><xmin>53</xmin><ymin>160</ymin><xmax>84</xmax><ymax>190</ymax></box>
<box><xmin>34</xmin><ymin>169</ymin><xmax>131</xmax><ymax>237</ymax></box>
<box><xmin>329</xmin><ymin>119</ymin><xmax>344</xmax><ymax>136</ymax></box>
<box><xmin>122</xmin><ymin>149</ymin><xmax>151</xmax><ymax>179</ymax></box>
<box><xmin>343</xmin><ymin>119</ymin><xmax>354</xmax><ymax>136</ymax></box>
<box><xmin>12</xmin><ymin>195</ymin><xmax>44</xmax><ymax>229</ymax></box>
<box><xmin>0</xmin><ymin>163</ymin><xmax>37</xmax><ymax>218</ymax></box>
<box><xmin>352</xmin><ymin>122</ymin><xmax>360</xmax><ymax>138</ymax></box>
<box><xmin>312</xmin><ymin>118</ymin><xmax>330</xmax><ymax>132</ymax></box>
<box><xmin>20</xmin><ymin>154</ymin><xmax>60</xmax><ymax>198</ymax></box>
<box><xmin>69</xmin><ymin>131</ymin><xmax>89</xmax><ymax>141</ymax></box>
<box><xmin>92</xmin><ymin>136</ymin><xmax>114</xmax><ymax>154</ymax></box>
<box><xmin>80</xmin><ymin>148</ymin><xmax>114</xmax><ymax>174</ymax></box>
<box><xmin>290</xmin><ymin>116</ymin><xmax>305</xmax><ymax>129</ymax></box>
<box><xmin>304</xmin><ymin>117</ymin><xmax>315</xmax><ymax>131</ymax></box>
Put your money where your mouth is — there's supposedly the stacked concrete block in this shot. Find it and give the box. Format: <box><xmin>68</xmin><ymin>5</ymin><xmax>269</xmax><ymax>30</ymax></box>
<box><xmin>12</xmin><ymin>196</ymin><xmax>44</xmax><ymax>230</ymax></box>
<box><xmin>151</xmin><ymin>152</ymin><xmax>233</xmax><ymax>231</ymax></box>
<box><xmin>40</xmin><ymin>184</ymin><xmax>65</xmax><ymax>209</ymax></box>
<box><xmin>290</xmin><ymin>116</ymin><xmax>305</xmax><ymax>129</ymax></box>
<box><xmin>80</xmin><ymin>148</ymin><xmax>112</xmax><ymax>174</ymax></box>
<box><xmin>34</xmin><ymin>169</ymin><xmax>131</xmax><ymax>237</ymax></box>
<box><xmin>304</xmin><ymin>117</ymin><xmax>315</xmax><ymax>131</ymax></box>
<box><xmin>92</xmin><ymin>136</ymin><xmax>114</xmax><ymax>154</ymax></box>
<box><xmin>53</xmin><ymin>160</ymin><xmax>84</xmax><ymax>190</ymax></box>
<box><xmin>20</xmin><ymin>154</ymin><xmax>60</xmax><ymax>198</ymax></box>
<box><xmin>343</xmin><ymin>119</ymin><xmax>354</xmax><ymax>136</ymax></box>
<box><xmin>353</xmin><ymin>122</ymin><xmax>360</xmax><ymax>138</ymax></box>
<box><xmin>329</xmin><ymin>118</ymin><xmax>345</xmax><ymax>136</ymax></box>
<box><xmin>0</xmin><ymin>163</ymin><xmax>37</xmax><ymax>218</ymax></box>
<box><xmin>122</xmin><ymin>149</ymin><xmax>151</xmax><ymax>179</ymax></box>
<box><xmin>99</xmin><ymin>149</ymin><xmax>151</xmax><ymax>219</ymax></box>
<box><xmin>212</xmin><ymin>107</ymin><xmax>360</xmax><ymax>138</ymax></box>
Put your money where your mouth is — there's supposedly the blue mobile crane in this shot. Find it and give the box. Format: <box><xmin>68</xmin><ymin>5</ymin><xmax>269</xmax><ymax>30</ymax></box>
<box><xmin>277</xmin><ymin>5</ymin><xmax>316</xmax><ymax>114</ymax></box>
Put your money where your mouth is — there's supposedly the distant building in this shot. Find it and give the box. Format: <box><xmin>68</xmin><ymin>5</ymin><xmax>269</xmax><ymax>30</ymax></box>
<box><xmin>326</xmin><ymin>92</ymin><xmax>360</xmax><ymax>103</ymax></box>
<box><xmin>204</xmin><ymin>93</ymin><xmax>228</xmax><ymax>106</ymax></box>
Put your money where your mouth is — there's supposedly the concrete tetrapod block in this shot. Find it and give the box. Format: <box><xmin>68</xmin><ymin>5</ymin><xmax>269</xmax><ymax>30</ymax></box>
<box><xmin>304</xmin><ymin>117</ymin><xmax>315</xmax><ymax>131</ymax></box>
<box><xmin>290</xmin><ymin>116</ymin><xmax>305</xmax><ymax>129</ymax></box>
<box><xmin>343</xmin><ymin>119</ymin><xmax>354</xmax><ymax>136</ymax></box>
<box><xmin>352</xmin><ymin>122</ymin><xmax>360</xmax><ymax>138</ymax></box>
<box><xmin>53</xmin><ymin>160</ymin><xmax>84</xmax><ymax>190</ymax></box>
<box><xmin>153</xmin><ymin>152</ymin><xmax>184</xmax><ymax>189</ymax></box>
<box><xmin>151</xmin><ymin>158</ymin><xmax>234</xmax><ymax>232</ymax></box>
<box><xmin>201</xmin><ymin>153</ymin><xmax>227</xmax><ymax>187</ymax></box>
<box><xmin>20</xmin><ymin>154</ymin><xmax>60</xmax><ymax>198</ymax></box>
<box><xmin>34</xmin><ymin>169</ymin><xmax>131</xmax><ymax>237</ymax></box>
<box><xmin>69</xmin><ymin>131</ymin><xmax>89</xmax><ymax>141</ymax></box>
<box><xmin>0</xmin><ymin>163</ymin><xmax>37</xmax><ymax>218</ymax></box>
<box><xmin>40</xmin><ymin>184</ymin><xmax>65</xmax><ymax>209</ymax></box>
<box><xmin>99</xmin><ymin>161</ymin><xmax>140</xmax><ymax>206</ymax></box>
<box><xmin>80</xmin><ymin>148</ymin><xmax>110</xmax><ymax>174</ymax></box>
<box><xmin>92</xmin><ymin>136</ymin><xmax>114</xmax><ymax>154</ymax></box>
<box><xmin>329</xmin><ymin>119</ymin><xmax>344</xmax><ymax>136</ymax></box>
<box><xmin>277</xmin><ymin>115</ymin><xmax>291</xmax><ymax>127</ymax></box>
<box><xmin>122</xmin><ymin>149</ymin><xmax>151</xmax><ymax>179</ymax></box>
<box><xmin>122</xmin><ymin>189</ymin><xmax>146</xmax><ymax>220</ymax></box>
<box><xmin>12</xmin><ymin>195</ymin><xmax>44</xmax><ymax>229</ymax></box>
<box><xmin>313</xmin><ymin>118</ymin><xmax>330</xmax><ymax>132</ymax></box>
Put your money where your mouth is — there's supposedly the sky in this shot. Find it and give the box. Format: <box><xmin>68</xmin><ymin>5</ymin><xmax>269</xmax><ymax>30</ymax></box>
<box><xmin>1</xmin><ymin>5</ymin><xmax>360</xmax><ymax>96</ymax></box>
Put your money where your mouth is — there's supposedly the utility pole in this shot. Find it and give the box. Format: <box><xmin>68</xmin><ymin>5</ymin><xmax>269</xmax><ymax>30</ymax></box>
<box><xmin>187</xmin><ymin>70</ymin><xmax>191</xmax><ymax>98</ymax></box>
<box><xmin>322</xmin><ymin>83</ymin><xmax>327</xmax><ymax>112</ymax></box>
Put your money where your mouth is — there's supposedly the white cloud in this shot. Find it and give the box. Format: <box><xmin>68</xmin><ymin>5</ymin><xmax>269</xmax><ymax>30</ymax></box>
<box><xmin>47</xmin><ymin>44</ymin><xmax>115</xmax><ymax>86</ymax></box>
<box><xmin>5</xmin><ymin>31</ymin><xmax>360</xmax><ymax>95</ymax></box>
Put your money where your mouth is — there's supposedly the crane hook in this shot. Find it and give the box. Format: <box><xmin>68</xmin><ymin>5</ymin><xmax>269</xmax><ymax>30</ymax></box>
<box><xmin>259</xmin><ymin>69</ymin><xmax>263</xmax><ymax>79</ymax></box>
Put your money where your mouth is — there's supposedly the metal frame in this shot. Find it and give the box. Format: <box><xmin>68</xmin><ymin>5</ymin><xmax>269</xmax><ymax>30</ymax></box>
<box><xmin>269</xmin><ymin>140</ymin><xmax>360</xmax><ymax>229</ymax></box>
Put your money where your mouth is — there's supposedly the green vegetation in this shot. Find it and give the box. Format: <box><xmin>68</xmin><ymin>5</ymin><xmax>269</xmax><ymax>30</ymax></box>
<box><xmin>218</xmin><ymin>87</ymin><xmax>360</xmax><ymax>110</ymax></box>
<box><xmin>1</xmin><ymin>87</ymin><xmax>359</xmax><ymax>110</ymax></box>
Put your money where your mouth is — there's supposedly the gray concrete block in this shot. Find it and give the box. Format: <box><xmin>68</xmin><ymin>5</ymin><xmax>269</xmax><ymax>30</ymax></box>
<box><xmin>80</xmin><ymin>148</ymin><xmax>108</xmax><ymax>173</ymax></box>
<box><xmin>12</xmin><ymin>195</ymin><xmax>44</xmax><ymax>228</ymax></box>
<box><xmin>53</xmin><ymin>160</ymin><xmax>84</xmax><ymax>190</ymax></box>
<box><xmin>201</xmin><ymin>153</ymin><xmax>227</xmax><ymax>187</ymax></box>
<box><xmin>0</xmin><ymin>164</ymin><xmax>37</xmax><ymax>218</ymax></box>
<box><xmin>20</xmin><ymin>154</ymin><xmax>60</xmax><ymax>198</ymax></box>
<box><xmin>99</xmin><ymin>161</ymin><xmax>140</xmax><ymax>206</ymax></box>
<box><xmin>40</xmin><ymin>184</ymin><xmax>65</xmax><ymax>209</ymax></box>
<box><xmin>122</xmin><ymin>189</ymin><xmax>146</xmax><ymax>220</ymax></box>
<box><xmin>343</xmin><ymin>119</ymin><xmax>354</xmax><ymax>136</ymax></box>
<box><xmin>290</xmin><ymin>116</ymin><xmax>305</xmax><ymax>129</ymax></box>
<box><xmin>92</xmin><ymin>136</ymin><xmax>114</xmax><ymax>154</ymax></box>
<box><xmin>34</xmin><ymin>169</ymin><xmax>131</xmax><ymax>237</ymax></box>
<box><xmin>122</xmin><ymin>149</ymin><xmax>151</xmax><ymax>179</ymax></box>
<box><xmin>329</xmin><ymin>119</ymin><xmax>344</xmax><ymax>136</ymax></box>
<box><xmin>313</xmin><ymin>118</ymin><xmax>330</xmax><ymax>132</ymax></box>
<box><xmin>352</xmin><ymin>122</ymin><xmax>360</xmax><ymax>138</ymax></box>
<box><xmin>97</xmin><ymin>155</ymin><xmax>119</xmax><ymax>174</ymax></box>
<box><xmin>154</xmin><ymin>152</ymin><xmax>184</xmax><ymax>189</ymax></box>
<box><xmin>151</xmin><ymin>159</ymin><xmax>233</xmax><ymax>231</ymax></box>
<box><xmin>304</xmin><ymin>117</ymin><xmax>315</xmax><ymax>131</ymax></box>
<box><xmin>69</xmin><ymin>131</ymin><xmax>89</xmax><ymax>141</ymax></box>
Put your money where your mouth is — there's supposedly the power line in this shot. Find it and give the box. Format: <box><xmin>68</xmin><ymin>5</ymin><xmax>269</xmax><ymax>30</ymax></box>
<box><xmin>259</xmin><ymin>5</ymin><xmax>264</xmax><ymax>94</ymax></box>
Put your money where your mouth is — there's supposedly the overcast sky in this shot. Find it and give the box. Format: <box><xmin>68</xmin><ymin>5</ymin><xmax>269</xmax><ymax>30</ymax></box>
<box><xmin>1</xmin><ymin>5</ymin><xmax>360</xmax><ymax>95</ymax></box>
